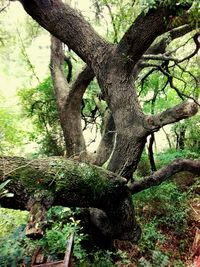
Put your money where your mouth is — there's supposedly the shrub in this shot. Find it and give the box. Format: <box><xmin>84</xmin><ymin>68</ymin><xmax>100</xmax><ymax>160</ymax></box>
<box><xmin>134</xmin><ymin>181</ymin><xmax>189</xmax><ymax>241</ymax></box>
<box><xmin>138</xmin><ymin>250</ymin><xmax>170</xmax><ymax>267</ymax></box>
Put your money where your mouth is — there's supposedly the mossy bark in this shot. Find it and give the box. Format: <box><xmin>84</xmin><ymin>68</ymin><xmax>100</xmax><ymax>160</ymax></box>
<box><xmin>0</xmin><ymin>156</ymin><xmax>127</xmax><ymax>208</ymax></box>
<box><xmin>0</xmin><ymin>156</ymin><xmax>140</xmax><ymax>242</ymax></box>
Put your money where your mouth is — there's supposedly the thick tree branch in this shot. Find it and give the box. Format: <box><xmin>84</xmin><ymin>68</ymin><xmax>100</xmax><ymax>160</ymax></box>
<box><xmin>117</xmin><ymin>3</ymin><xmax>191</xmax><ymax>65</ymax></box>
<box><xmin>0</xmin><ymin>156</ymin><xmax>141</xmax><ymax>242</ymax></box>
<box><xmin>129</xmin><ymin>159</ymin><xmax>200</xmax><ymax>194</ymax></box>
<box><xmin>50</xmin><ymin>36</ymin><xmax>69</xmax><ymax>104</ymax></box>
<box><xmin>50</xmin><ymin>36</ymin><xmax>86</xmax><ymax>156</ymax></box>
<box><xmin>50</xmin><ymin>36</ymin><xmax>94</xmax><ymax>157</ymax></box>
<box><xmin>146</xmin><ymin>100</ymin><xmax>198</xmax><ymax>132</ymax></box>
<box><xmin>17</xmin><ymin>0</ymin><xmax>109</xmax><ymax>67</ymax></box>
<box><xmin>0</xmin><ymin>157</ymin><xmax>127</xmax><ymax>210</ymax></box>
<box><xmin>68</xmin><ymin>66</ymin><xmax>95</xmax><ymax>107</ymax></box>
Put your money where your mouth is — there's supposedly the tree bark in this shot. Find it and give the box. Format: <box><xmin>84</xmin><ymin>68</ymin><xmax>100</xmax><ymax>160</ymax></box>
<box><xmin>0</xmin><ymin>156</ymin><xmax>140</xmax><ymax>242</ymax></box>
<box><xmin>17</xmin><ymin>0</ymin><xmax>198</xmax><ymax>179</ymax></box>
<box><xmin>129</xmin><ymin>159</ymin><xmax>200</xmax><ymax>194</ymax></box>
<box><xmin>18</xmin><ymin>0</ymin><xmax>108</xmax><ymax>67</ymax></box>
<box><xmin>50</xmin><ymin>36</ymin><xmax>94</xmax><ymax>158</ymax></box>
<box><xmin>93</xmin><ymin>111</ymin><xmax>116</xmax><ymax>166</ymax></box>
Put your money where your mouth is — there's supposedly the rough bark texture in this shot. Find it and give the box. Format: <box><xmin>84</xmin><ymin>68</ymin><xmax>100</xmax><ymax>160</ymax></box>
<box><xmin>19</xmin><ymin>0</ymin><xmax>109</xmax><ymax>67</ymax></box>
<box><xmin>147</xmin><ymin>101</ymin><xmax>198</xmax><ymax>131</ymax></box>
<box><xmin>50</xmin><ymin>36</ymin><xmax>94</xmax><ymax>157</ymax></box>
<box><xmin>93</xmin><ymin>111</ymin><xmax>116</xmax><ymax>166</ymax></box>
<box><xmin>0</xmin><ymin>157</ymin><xmax>125</xmax><ymax>208</ymax></box>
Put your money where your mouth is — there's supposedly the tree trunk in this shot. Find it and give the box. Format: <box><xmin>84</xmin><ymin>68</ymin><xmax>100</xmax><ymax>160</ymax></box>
<box><xmin>148</xmin><ymin>133</ymin><xmax>157</xmax><ymax>172</ymax></box>
<box><xmin>178</xmin><ymin>125</ymin><xmax>186</xmax><ymax>150</ymax></box>
<box><xmin>1</xmin><ymin>156</ymin><xmax>200</xmax><ymax>243</ymax></box>
<box><xmin>97</xmin><ymin>60</ymin><xmax>148</xmax><ymax>179</ymax></box>
<box><xmin>50</xmin><ymin>36</ymin><xmax>87</xmax><ymax>157</ymax></box>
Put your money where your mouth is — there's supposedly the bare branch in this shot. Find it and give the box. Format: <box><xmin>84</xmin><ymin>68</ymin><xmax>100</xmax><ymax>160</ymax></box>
<box><xmin>142</xmin><ymin>54</ymin><xmax>177</xmax><ymax>61</ymax></box>
<box><xmin>133</xmin><ymin>25</ymin><xmax>195</xmax><ymax>79</ymax></box>
<box><xmin>139</xmin><ymin>63</ymin><xmax>200</xmax><ymax>105</ymax></box>
<box><xmin>129</xmin><ymin>159</ymin><xmax>200</xmax><ymax>194</ymax></box>
<box><xmin>175</xmin><ymin>33</ymin><xmax>200</xmax><ymax>64</ymax></box>
<box><xmin>142</xmin><ymin>33</ymin><xmax>200</xmax><ymax>63</ymax></box>
<box><xmin>146</xmin><ymin>100</ymin><xmax>198</xmax><ymax>131</ymax></box>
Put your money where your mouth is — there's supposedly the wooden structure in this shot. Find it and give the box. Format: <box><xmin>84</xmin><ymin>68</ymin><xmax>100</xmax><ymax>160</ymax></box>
<box><xmin>32</xmin><ymin>233</ymin><xmax>74</xmax><ymax>267</ymax></box>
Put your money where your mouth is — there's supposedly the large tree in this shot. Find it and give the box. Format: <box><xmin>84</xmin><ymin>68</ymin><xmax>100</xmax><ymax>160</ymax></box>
<box><xmin>1</xmin><ymin>0</ymin><xmax>200</xmax><ymax>245</ymax></box>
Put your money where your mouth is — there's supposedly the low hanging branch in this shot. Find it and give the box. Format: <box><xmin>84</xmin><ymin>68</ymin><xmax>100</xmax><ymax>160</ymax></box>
<box><xmin>0</xmin><ymin>156</ymin><xmax>139</xmax><ymax>242</ymax></box>
<box><xmin>146</xmin><ymin>100</ymin><xmax>198</xmax><ymax>131</ymax></box>
<box><xmin>129</xmin><ymin>159</ymin><xmax>200</xmax><ymax>194</ymax></box>
<box><xmin>0</xmin><ymin>156</ymin><xmax>200</xmax><ymax>241</ymax></box>
<box><xmin>1</xmin><ymin>157</ymin><xmax>200</xmax><ymax>208</ymax></box>
<box><xmin>0</xmin><ymin>156</ymin><xmax>127</xmax><ymax>210</ymax></box>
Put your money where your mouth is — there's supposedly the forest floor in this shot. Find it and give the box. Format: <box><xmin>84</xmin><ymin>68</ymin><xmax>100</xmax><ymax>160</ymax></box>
<box><xmin>114</xmin><ymin>174</ymin><xmax>200</xmax><ymax>267</ymax></box>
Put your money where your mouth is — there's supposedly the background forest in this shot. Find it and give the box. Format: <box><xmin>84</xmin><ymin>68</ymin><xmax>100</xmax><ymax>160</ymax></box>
<box><xmin>0</xmin><ymin>0</ymin><xmax>200</xmax><ymax>266</ymax></box>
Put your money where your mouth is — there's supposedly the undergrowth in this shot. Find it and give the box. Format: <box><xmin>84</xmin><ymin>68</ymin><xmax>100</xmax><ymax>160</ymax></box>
<box><xmin>0</xmin><ymin>148</ymin><xmax>199</xmax><ymax>266</ymax></box>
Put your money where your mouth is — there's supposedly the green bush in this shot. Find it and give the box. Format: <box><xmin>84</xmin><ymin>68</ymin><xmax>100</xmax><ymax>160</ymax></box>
<box><xmin>18</xmin><ymin>77</ymin><xmax>64</xmax><ymax>156</ymax></box>
<box><xmin>0</xmin><ymin>207</ymin><xmax>87</xmax><ymax>266</ymax></box>
<box><xmin>138</xmin><ymin>250</ymin><xmax>170</xmax><ymax>267</ymax></box>
<box><xmin>0</xmin><ymin>208</ymin><xmax>28</xmax><ymax>238</ymax></box>
<box><xmin>138</xmin><ymin>219</ymin><xmax>166</xmax><ymax>251</ymax></box>
<box><xmin>134</xmin><ymin>181</ymin><xmax>189</xmax><ymax>238</ymax></box>
<box><xmin>136</xmin><ymin>152</ymin><xmax>151</xmax><ymax>177</ymax></box>
<box><xmin>155</xmin><ymin>148</ymin><xmax>199</xmax><ymax>169</ymax></box>
<box><xmin>0</xmin><ymin>225</ymin><xmax>32</xmax><ymax>267</ymax></box>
